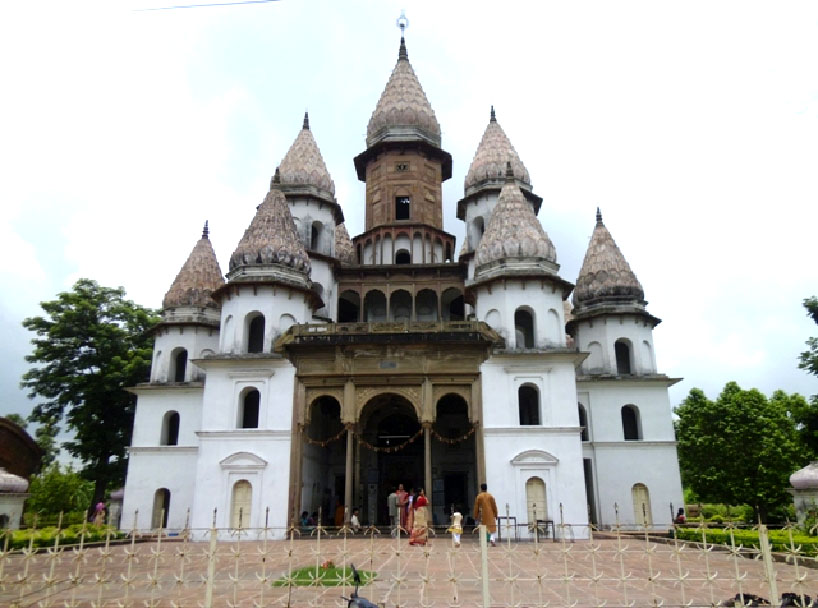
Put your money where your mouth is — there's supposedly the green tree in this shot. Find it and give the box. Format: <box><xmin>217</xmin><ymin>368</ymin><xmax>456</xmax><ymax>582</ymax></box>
<box><xmin>32</xmin><ymin>417</ymin><xmax>60</xmax><ymax>468</ymax></box>
<box><xmin>21</xmin><ymin>279</ymin><xmax>158</xmax><ymax>510</ymax></box>
<box><xmin>799</xmin><ymin>296</ymin><xmax>818</xmax><ymax>377</ymax></box>
<box><xmin>3</xmin><ymin>413</ymin><xmax>28</xmax><ymax>429</ymax></box>
<box><xmin>27</xmin><ymin>463</ymin><xmax>94</xmax><ymax>516</ymax></box>
<box><xmin>675</xmin><ymin>382</ymin><xmax>805</xmax><ymax>522</ymax></box>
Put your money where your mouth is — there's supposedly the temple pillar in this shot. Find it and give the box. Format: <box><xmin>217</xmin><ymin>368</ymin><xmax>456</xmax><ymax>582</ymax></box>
<box><xmin>423</xmin><ymin>422</ymin><xmax>432</xmax><ymax>497</ymax></box>
<box><xmin>344</xmin><ymin>423</ymin><xmax>354</xmax><ymax>522</ymax></box>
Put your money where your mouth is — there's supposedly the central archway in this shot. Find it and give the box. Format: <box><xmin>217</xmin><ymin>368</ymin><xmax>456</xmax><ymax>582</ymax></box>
<box><xmin>359</xmin><ymin>393</ymin><xmax>422</xmax><ymax>526</ymax></box>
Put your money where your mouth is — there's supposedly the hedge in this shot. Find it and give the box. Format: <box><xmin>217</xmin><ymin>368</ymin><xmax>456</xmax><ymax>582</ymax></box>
<box><xmin>0</xmin><ymin>525</ymin><xmax>125</xmax><ymax>552</ymax></box>
<box><xmin>673</xmin><ymin>527</ymin><xmax>818</xmax><ymax>557</ymax></box>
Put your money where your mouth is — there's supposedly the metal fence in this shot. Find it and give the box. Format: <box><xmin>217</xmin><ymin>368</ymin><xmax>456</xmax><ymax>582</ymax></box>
<box><xmin>1</xmin><ymin>504</ymin><xmax>817</xmax><ymax>607</ymax></box>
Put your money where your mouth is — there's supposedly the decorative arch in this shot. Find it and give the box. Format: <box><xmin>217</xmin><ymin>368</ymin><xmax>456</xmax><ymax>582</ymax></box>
<box><xmin>363</xmin><ymin>290</ymin><xmax>387</xmax><ymax>322</ymax></box>
<box><xmin>230</xmin><ymin>479</ymin><xmax>252</xmax><ymax>529</ymax></box>
<box><xmin>390</xmin><ymin>290</ymin><xmax>412</xmax><ymax>322</ymax></box>
<box><xmin>338</xmin><ymin>290</ymin><xmax>360</xmax><ymax>323</ymax></box>
<box><xmin>632</xmin><ymin>483</ymin><xmax>652</xmax><ymax>526</ymax></box>
<box><xmin>355</xmin><ymin>387</ymin><xmax>421</xmax><ymax>420</ymax></box>
<box><xmin>586</xmin><ymin>341</ymin><xmax>603</xmax><ymax>372</ymax></box>
<box><xmin>510</xmin><ymin>449</ymin><xmax>559</xmax><ymax>466</ymax></box>
<box><xmin>525</xmin><ymin>476</ymin><xmax>547</xmax><ymax>522</ymax></box>
<box><xmin>219</xmin><ymin>451</ymin><xmax>268</xmax><ymax>469</ymax></box>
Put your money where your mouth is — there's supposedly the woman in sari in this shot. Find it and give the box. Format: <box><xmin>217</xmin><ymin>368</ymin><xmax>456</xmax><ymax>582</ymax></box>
<box><xmin>409</xmin><ymin>489</ymin><xmax>429</xmax><ymax>545</ymax></box>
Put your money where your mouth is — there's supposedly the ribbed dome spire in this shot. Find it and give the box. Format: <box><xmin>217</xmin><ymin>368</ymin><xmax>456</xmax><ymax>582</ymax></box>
<box><xmin>366</xmin><ymin>36</ymin><xmax>441</xmax><ymax>148</ymax></box>
<box><xmin>229</xmin><ymin>180</ymin><xmax>311</xmax><ymax>276</ymax></box>
<box><xmin>474</xmin><ymin>164</ymin><xmax>557</xmax><ymax>275</ymax></box>
<box><xmin>278</xmin><ymin>112</ymin><xmax>336</xmax><ymax>198</ymax></box>
<box><xmin>464</xmin><ymin>106</ymin><xmax>531</xmax><ymax>193</ymax></box>
<box><xmin>334</xmin><ymin>223</ymin><xmax>355</xmax><ymax>264</ymax></box>
<box><xmin>162</xmin><ymin>222</ymin><xmax>225</xmax><ymax>309</ymax></box>
<box><xmin>573</xmin><ymin>209</ymin><xmax>644</xmax><ymax>308</ymax></box>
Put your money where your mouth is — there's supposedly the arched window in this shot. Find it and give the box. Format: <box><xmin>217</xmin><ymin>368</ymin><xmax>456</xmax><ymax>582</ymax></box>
<box><xmin>390</xmin><ymin>290</ymin><xmax>412</xmax><ymax>322</ymax></box>
<box><xmin>395</xmin><ymin>249</ymin><xmax>411</xmax><ymax>264</ymax></box>
<box><xmin>578</xmin><ymin>404</ymin><xmax>589</xmax><ymax>441</ymax></box>
<box><xmin>152</xmin><ymin>488</ymin><xmax>170</xmax><ymax>529</ymax></box>
<box><xmin>514</xmin><ymin>308</ymin><xmax>535</xmax><ymax>348</ymax></box>
<box><xmin>632</xmin><ymin>483</ymin><xmax>652</xmax><ymax>526</ymax></box>
<box><xmin>279</xmin><ymin>313</ymin><xmax>296</xmax><ymax>333</ymax></box>
<box><xmin>171</xmin><ymin>348</ymin><xmax>188</xmax><ymax>382</ymax></box>
<box><xmin>415</xmin><ymin>289</ymin><xmax>438</xmax><ymax>322</ymax></box>
<box><xmin>231</xmin><ymin>480</ymin><xmax>252</xmax><ymax>529</ymax></box>
<box><xmin>526</xmin><ymin>477</ymin><xmax>547</xmax><ymax>522</ymax></box>
<box><xmin>241</xmin><ymin>389</ymin><xmax>260</xmax><ymax>429</ymax></box>
<box><xmin>473</xmin><ymin>217</ymin><xmax>485</xmax><ymax>248</ymax></box>
<box><xmin>642</xmin><ymin>340</ymin><xmax>654</xmax><ymax>373</ymax></box>
<box><xmin>586</xmin><ymin>341</ymin><xmax>603</xmax><ymax>373</ymax></box>
<box><xmin>615</xmin><ymin>339</ymin><xmax>632</xmax><ymax>375</ymax></box>
<box><xmin>363</xmin><ymin>290</ymin><xmax>387</xmax><ymax>322</ymax></box>
<box><xmin>247</xmin><ymin>313</ymin><xmax>265</xmax><ymax>354</ymax></box>
<box><xmin>161</xmin><ymin>411</ymin><xmax>180</xmax><ymax>446</ymax></box>
<box><xmin>311</xmin><ymin>221</ymin><xmax>322</xmax><ymax>251</ymax></box>
<box><xmin>441</xmin><ymin>288</ymin><xmax>464</xmax><ymax>322</ymax></box>
<box><xmin>621</xmin><ymin>405</ymin><xmax>641</xmax><ymax>440</ymax></box>
<box><xmin>518</xmin><ymin>385</ymin><xmax>540</xmax><ymax>425</ymax></box>
<box><xmin>395</xmin><ymin>196</ymin><xmax>410</xmax><ymax>220</ymax></box>
<box><xmin>338</xmin><ymin>290</ymin><xmax>360</xmax><ymax>323</ymax></box>
<box><xmin>485</xmin><ymin>309</ymin><xmax>501</xmax><ymax>330</ymax></box>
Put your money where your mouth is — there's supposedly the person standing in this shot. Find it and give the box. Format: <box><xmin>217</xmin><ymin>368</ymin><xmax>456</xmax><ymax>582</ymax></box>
<box><xmin>387</xmin><ymin>487</ymin><xmax>398</xmax><ymax>531</ymax></box>
<box><xmin>447</xmin><ymin>510</ymin><xmax>463</xmax><ymax>548</ymax></box>
<box><xmin>473</xmin><ymin>483</ymin><xmax>499</xmax><ymax>546</ymax></box>
<box><xmin>395</xmin><ymin>484</ymin><xmax>408</xmax><ymax>533</ymax></box>
<box><xmin>409</xmin><ymin>489</ymin><xmax>429</xmax><ymax>545</ymax></box>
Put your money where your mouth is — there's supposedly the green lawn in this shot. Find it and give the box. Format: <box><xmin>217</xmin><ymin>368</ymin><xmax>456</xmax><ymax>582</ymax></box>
<box><xmin>273</xmin><ymin>565</ymin><xmax>376</xmax><ymax>587</ymax></box>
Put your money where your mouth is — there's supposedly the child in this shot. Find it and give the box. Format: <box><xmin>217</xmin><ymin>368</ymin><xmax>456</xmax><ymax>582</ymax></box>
<box><xmin>447</xmin><ymin>511</ymin><xmax>463</xmax><ymax>548</ymax></box>
<box><xmin>350</xmin><ymin>507</ymin><xmax>361</xmax><ymax>532</ymax></box>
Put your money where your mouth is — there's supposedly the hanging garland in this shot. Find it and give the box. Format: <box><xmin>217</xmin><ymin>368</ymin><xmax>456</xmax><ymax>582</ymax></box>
<box><xmin>303</xmin><ymin>426</ymin><xmax>347</xmax><ymax>448</ymax></box>
<box><xmin>358</xmin><ymin>428</ymin><xmax>423</xmax><ymax>453</ymax></box>
<box><xmin>431</xmin><ymin>423</ymin><xmax>476</xmax><ymax>444</ymax></box>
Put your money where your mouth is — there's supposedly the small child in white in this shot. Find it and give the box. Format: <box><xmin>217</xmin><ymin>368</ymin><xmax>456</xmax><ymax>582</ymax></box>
<box><xmin>350</xmin><ymin>507</ymin><xmax>361</xmax><ymax>532</ymax></box>
<box><xmin>447</xmin><ymin>511</ymin><xmax>463</xmax><ymax>548</ymax></box>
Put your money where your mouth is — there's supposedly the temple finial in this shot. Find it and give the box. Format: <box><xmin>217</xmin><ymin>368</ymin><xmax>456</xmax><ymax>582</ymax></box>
<box><xmin>490</xmin><ymin>106</ymin><xmax>496</xmax><ymax>123</ymax></box>
<box><xmin>202</xmin><ymin>220</ymin><xmax>209</xmax><ymax>240</ymax></box>
<box><xmin>303</xmin><ymin>111</ymin><xmax>309</xmax><ymax>130</ymax></box>
<box><xmin>596</xmin><ymin>207</ymin><xmax>603</xmax><ymax>226</ymax></box>
<box><xmin>396</xmin><ymin>10</ymin><xmax>409</xmax><ymax>60</ymax></box>
<box><xmin>505</xmin><ymin>161</ymin><xmax>514</xmax><ymax>182</ymax></box>
<box><xmin>272</xmin><ymin>166</ymin><xmax>281</xmax><ymax>188</ymax></box>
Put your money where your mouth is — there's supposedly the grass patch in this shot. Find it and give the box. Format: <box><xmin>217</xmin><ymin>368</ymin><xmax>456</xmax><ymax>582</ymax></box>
<box><xmin>273</xmin><ymin>565</ymin><xmax>376</xmax><ymax>587</ymax></box>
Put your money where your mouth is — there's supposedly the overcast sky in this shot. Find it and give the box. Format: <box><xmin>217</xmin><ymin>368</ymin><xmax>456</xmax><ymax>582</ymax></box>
<box><xmin>2</xmin><ymin>0</ymin><xmax>817</xmax><ymax>429</ymax></box>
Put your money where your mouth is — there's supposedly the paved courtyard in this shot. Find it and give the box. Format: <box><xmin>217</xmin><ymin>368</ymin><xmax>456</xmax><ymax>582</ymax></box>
<box><xmin>1</xmin><ymin>530</ymin><xmax>816</xmax><ymax>607</ymax></box>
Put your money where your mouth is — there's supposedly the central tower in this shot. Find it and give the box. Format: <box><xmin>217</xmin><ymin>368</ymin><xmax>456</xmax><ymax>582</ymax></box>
<box><xmin>352</xmin><ymin>35</ymin><xmax>454</xmax><ymax>262</ymax></box>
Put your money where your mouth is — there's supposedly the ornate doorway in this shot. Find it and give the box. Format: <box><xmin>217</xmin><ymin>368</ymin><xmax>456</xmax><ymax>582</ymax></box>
<box><xmin>359</xmin><ymin>393</ymin><xmax>422</xmax><ymax>526</ymax></box>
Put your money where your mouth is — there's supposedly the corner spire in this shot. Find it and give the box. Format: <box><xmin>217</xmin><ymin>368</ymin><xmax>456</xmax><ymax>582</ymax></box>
<box><xmin>202</xmin><ymin>220</ymin><xmax>209</xmax><ymax>240</ymax></box>
<box><xmin>596</xmin><ymin>207</ymin><xmax>603</xmax><ymax>226</ymax></box>
<box><xmin>302</xmin><ymin>111</ymin><xmax>309</xmax><ymax>130</ymax></box>
<box><xmin>396</xmin><ymin>10</ymin><xmax>409</xmax><ymax>60</ymax></box>
<box><xmin>490</xmin><ymin>105</ymin><xmax>496</xmax><ymax>123</ymax></box>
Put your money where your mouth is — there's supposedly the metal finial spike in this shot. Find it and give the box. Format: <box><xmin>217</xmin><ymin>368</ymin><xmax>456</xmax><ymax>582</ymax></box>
<box><xmin>596</xmin><ymin>207</ymin><xmax>603</xmax><ymax>226</ymax></box>
<box><xmin>399</xmin><ymin>36</ymin><xmax>408</xmax><ymax>60</ymax></box>
<box><xmin>490</xmin><ymin>106</ymin><xmax>496</xmax><ymax>122</ymax></box>
<box><xmin>202</xmin><ymin>220</ymin><xmax>209</xmax><ymax>240</ymax></box>
<box><xmin>505</xmin><ymin>160</ymin><xmax>514</xmax><ymax>182</ymax></box>
<box><xmin>272</xmin><ymin>166</ymin><xmax>281</xmax><ymax>188</ymax></box>
<box><xmin>303</xmin><ymin>111</ymin><xmax>309</xmax><ymax>130</ymax></box>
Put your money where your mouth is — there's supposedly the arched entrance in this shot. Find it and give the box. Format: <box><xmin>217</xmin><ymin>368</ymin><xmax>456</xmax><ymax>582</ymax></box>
<box><xmin>301</xmin><ymin>395</ymin><xmax>345</xmax><ymax>526</ymax></box>
<box><xmin>359</xmin><ymin>394</ymin><xmax>422</xmax><ymax>526</ymax></box>
<box><xmin>432</xmin><ymin>393</ymin><xmax>476</xmax><ymax>524</ymax></box>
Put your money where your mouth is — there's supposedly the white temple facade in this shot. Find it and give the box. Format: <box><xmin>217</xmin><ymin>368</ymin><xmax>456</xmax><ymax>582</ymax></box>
<box><xmin>122</xmin><ymin>34</ymin><xmax>683</xmax><ymax>536</ymax></box>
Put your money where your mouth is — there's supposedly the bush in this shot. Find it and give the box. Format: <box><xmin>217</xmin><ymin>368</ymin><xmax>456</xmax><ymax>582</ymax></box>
<box><xmin>673</xmin><ymin>527</ymin><xmax>818</xmax><ymax>557</ymax></box>
<box><xmin>0</xmin><ymin>524</ymin><xmax>123</xmax><ymax>552</ymax></box>
<box><xmin>27</xmin><ymin>464</ymin><xmax>93</xmax><ymax>516</ymax></box>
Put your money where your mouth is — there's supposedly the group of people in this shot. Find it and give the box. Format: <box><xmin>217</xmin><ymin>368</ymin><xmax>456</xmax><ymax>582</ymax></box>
<box><xmin>385</xmin><ymin>482</ymin><xmax>499</xmax><ymax>547</ymax></box>
<box><xmin>387</xmin><ymin>484</ymin><xmax>430</xmax><ymax>545</ymax></box>
<box><xmin>300</xmin><ymin>502</ymin><xmax>361</xmax><ymax>531</ymax></box>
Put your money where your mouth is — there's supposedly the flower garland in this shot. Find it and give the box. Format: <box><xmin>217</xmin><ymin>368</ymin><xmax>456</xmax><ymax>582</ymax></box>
<box><xmin>303</xmin><ymin>426</ymin><xmax>347</xmax><ymax>448</ymax></box>
<box><xmin>431</xmin><ymin>423</ymin><xmax>476</xmax><ymax>444</ymax></box>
